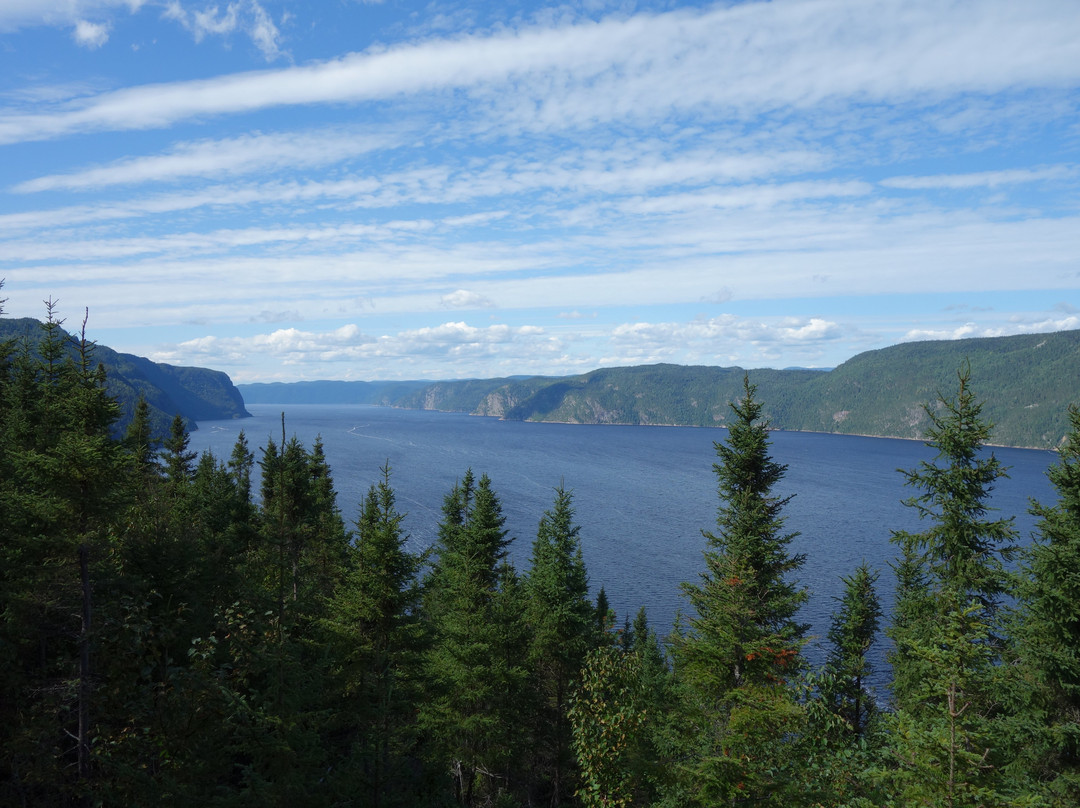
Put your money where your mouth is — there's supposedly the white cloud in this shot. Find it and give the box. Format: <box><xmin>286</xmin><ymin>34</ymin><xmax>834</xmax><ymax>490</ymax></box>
<box><xmin>3</xmin><ymin>0</ymin><xmax>1080</xmax><ymax>145</ymax></box>
<box><xmin>72</xmin><ymin>19</ymin><xmax>110</xmax><ymax>48</ymax></box>
<box><xmin>246</xmin><ymin>0</ymin><xmax>283</xmax><ymax>61</ymax></box>
<box><xmin>608</xmin><ymin>315</ymin><xmax>845</xmax><ymax>363</ymax></box>
<box><xmin>13</xmin><ymin>128</ymin><xmax>401</xmax><ymax>192</ymax></box>
<box><xmin>163</xmin><ymin>1</ymin><xmax>285</xmax><ymax>61</ymax></box>
<box><xmin>882</xmin><ymin>165</ymin><xmax>1075</xmax><ymax>190</ymax></box>
<box><xmin>902</xmin><ymin>315</ymin><xmax>1080</xmax><ymax>343</ymax></box>
<box><xmin>441</xmin><ymin>290</ymin><xmax>495</xmax><ymax>309</ymax></box>
<box><xmin>152</xmin><ymin>320</ymin><xmax>561</xmax><ymax>376</ymax></box>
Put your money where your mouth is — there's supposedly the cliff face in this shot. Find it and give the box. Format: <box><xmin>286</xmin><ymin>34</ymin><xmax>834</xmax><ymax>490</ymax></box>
<box><xmin>0</xmin><ymin>317</ymin><xmax>250</xmax><ymax>436</ymax></box>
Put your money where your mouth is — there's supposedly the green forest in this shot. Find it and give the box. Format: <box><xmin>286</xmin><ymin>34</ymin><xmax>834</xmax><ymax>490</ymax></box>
<box><xmin>5</xmin><ymin>307</ymin><xmax>1080</xmax><ymax>808</ymax></box>
<box><xmin>354</xmin><ymin>329</ymin><xmax>1080</xmax><ymax>450</ymax></box>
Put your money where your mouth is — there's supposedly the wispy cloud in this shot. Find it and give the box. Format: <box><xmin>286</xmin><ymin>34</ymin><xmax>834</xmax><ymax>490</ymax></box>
<box><xmin>162</xmin><ymin>0</ymin><xmax>286</xmax><ymax>62</ymax></box>
<box><xmin>13</xmin><ymin>128</ymin><xmax>403</xmax><ymax>192</ymax></box>
<box><xmin>882</xmin><ymin>165</ymin><xmax>1076</xmax><ymax>190</ymax></box>
<box><xmin>2</xmin><ymin>1</ymin><xmax>1078</xmax><ymax>146</ymax></box>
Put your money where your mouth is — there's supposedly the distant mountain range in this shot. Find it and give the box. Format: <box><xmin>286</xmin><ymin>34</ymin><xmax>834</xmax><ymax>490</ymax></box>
<box><xmin>0</xmin><ymin>317</ymin><xmax>250</xmax><ymax>437</ymax></box>
<box><xmin>240</xmin><ymin>329</ymin><xmax>1080</xmax><ymax>449</ymax></box>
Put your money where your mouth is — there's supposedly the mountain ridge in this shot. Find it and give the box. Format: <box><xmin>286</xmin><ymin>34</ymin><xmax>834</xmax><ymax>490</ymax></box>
<box><xmin>239</xmin><ymin>329</ymin><xmax>1080</xmax><ymax>449</ymax></box>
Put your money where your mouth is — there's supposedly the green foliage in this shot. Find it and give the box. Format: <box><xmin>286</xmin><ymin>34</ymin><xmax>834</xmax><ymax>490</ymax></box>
<box><xmin>421</xmin><ymin>471</ymin><xmax>530</xmax><ymax>806</ymax></box>
<box><xmin>885</xmin><ymin>368</ymin><xmax>1021</xmax><ymax>806</ymax></box>
<box><xmin>524</xmin><ymin>485</ymin><xmax>598</xmax><ymax>805</ymax></box>
<box><xmin>321</xmin><ymin>463</ymin><xmax>426</xmax><ymax>806</ymax></box>
<box><xmin>7</xmin><ymin>294</ymin><xmax>1080</xmax><ymax>806</ymax></box>
<box><xmin>669</xmin><ymin>375</ymin><xmax>808</xmax><ymax>806</ymax></box>
<box><xmin>1008</xmin><ymin>405</ymin><xmax>1080</xmax><ymax>804</ymax></box>
<box><xmin>570</xmin><ymin>644</ymin><xmax>650</xmax><ymax>808</ymax></box>
<box><xmin>822</xmin><ymin>562</ymin><xmax>883</xmax><ymax>738</ymax></box>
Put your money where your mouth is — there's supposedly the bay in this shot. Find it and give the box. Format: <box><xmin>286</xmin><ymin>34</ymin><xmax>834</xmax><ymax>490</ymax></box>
<box><xmin>189</xmin><ymin>403</ymin><xmax>1056</xmax><ymax>693</ymax></box>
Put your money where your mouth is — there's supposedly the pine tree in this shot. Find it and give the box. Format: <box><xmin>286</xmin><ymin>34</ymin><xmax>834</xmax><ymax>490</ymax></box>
<box><xmin>669</xmin><ymin>375</ymin><xmax>807</xmax><ymax>806</ymax></box>
<box><xmin>885</xmin><ymin>367</ymin><xmax>1018</xmax><ymax>807</ymax></box>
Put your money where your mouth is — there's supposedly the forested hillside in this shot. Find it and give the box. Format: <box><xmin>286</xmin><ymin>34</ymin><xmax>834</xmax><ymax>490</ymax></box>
<box><xmin>0</xmin><ymin>314</ymin><xmax>249</xmax><ymax>436</ymax></box>
<box><xmin>5</xmin><ymin>305</ymin><xmax>1080</xmax><ymax>806</ymax></box>
<box><xmin>387</xmin><ymin>329</ymin><xmax>1080</xmax><ymax>448</ymax></box>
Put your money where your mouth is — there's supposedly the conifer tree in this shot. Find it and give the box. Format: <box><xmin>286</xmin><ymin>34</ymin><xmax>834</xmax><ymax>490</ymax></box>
<box><xmin>162</xmin><ymin>412</ymin><xmax>197</xmax><ymax>493</ymax></box>
<box><xmin>886</xmin><ymin>367</ymin><xmax>1018</xmax><ymax>807</ymax></box>
<box><xmin>799</xmin><ymin>563</ymin><xmax>885</xmax><ymax>806</ymax></box>
<box><xmin>0</xmin><ymin>305</ymin><xmax>126</xmax><ymax>803</ymax></box>
<box><xmin>525</xmin><ymin>486</ymin><xmax>596</xmax><ymax>805</ymax></box>
<box><xmin>123</xmin><ymin>395</ymin><xmax>158</xmax><ymax>484</ymax></box>
<box><xmin>421</xmin><ymin>471</ymin><xmax>528</xmax><ymax>806</ymax></box>
<box><xmin>1011</xmin><ymin>405</ymin><xmax>1080</xmax><ymax>804</ymax></box>
<box><xmin>669</xmin><ymin>375</ymin><xmax>807</xmax><ymax>806</ymax></box>
<box><xmin>324</xmin><ymin>463</ymin><xmax>425</xmax><ymax>807</ymax></box>
<box><xmin>822</xmin><ymin>562</ymin><xmax>882</xmax><ymax>738</ymax></box>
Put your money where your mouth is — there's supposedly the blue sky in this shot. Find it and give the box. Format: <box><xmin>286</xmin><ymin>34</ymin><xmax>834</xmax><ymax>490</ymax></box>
<box><xmin>1</xmin><ymin>0</ymin><xmax>1078</xmax><ymax>383</ymax></box>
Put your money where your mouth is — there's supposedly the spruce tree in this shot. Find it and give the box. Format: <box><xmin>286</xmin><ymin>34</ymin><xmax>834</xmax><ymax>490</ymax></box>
<box><xmin>1012</xmin><ymin>405</ymin><xmax>1080</xmax><ymax>804</ymax></box>
<box><xmin>524</xmin><ymin>485</ymin><xmax>596</xmax><ymax>805</ymax></box>
<box><xmin>0</xmin><ymin>306</ymin><xmax>126</xmax><ymax>803</ymax></box>
<box><xmin>323</xmin><ymin>463</ymin><xmax>425</xmax><ymax>807</ymax></box>
<box><xmin>885</xmin><ymin>367</ymin><xmax>1018</xmax><ymax>807</ymax></box>
<box><xmin>670</xmin><ymin>375</ymin><xmax>807</xmax><ymax>806</ymax></box>
<box><xmin>421</xmin><ymin>471</ymin><xmax>528</xmax><ymax>806</ymax></box>
<box><xmin>800</xmin><ymin>563</ymin><xmax>885</xmax><ymax>806</ymax></box>
<box><xmin>162</xmin><ymin>413</ymin><xmax>197</xmax><ymax>493</ymax></box>
<box><xmin>822</xmin><ymin>562</ymin><xmax>882</xmax><ymax>738</ymax></box>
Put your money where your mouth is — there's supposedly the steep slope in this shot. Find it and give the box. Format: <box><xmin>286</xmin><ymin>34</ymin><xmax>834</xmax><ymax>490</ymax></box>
<box><xmin>0</xmin><ymin>317</ymin><xmax>249</xmax><ymax>436</ymax></box>
<box><xmin>787</xmin><ymin>330</ymin><xmax>1080</xmax><ymax>447</ymax></box>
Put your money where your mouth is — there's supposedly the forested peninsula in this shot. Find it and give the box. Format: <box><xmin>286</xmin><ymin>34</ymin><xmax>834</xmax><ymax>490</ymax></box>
<box><xmin>0</xmin><ymin>315</ymin><xmax>249</xmax><ymax>436</ymax></box>
<box><xmin>6</xmin><ymin>305</ymin><xmax>1080</xmax><ymax>806</ymax></box>
<box><xmin>240</xmin><ymin>329</ymin><xmax>1080</xmax><ymax>449</ymax></box>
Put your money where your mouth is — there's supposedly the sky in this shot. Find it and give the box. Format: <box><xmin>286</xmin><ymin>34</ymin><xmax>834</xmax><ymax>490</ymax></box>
<box><xmin>0</xmin><ymin>0</ymin><xmax>1078</xmax><ymax>383</ymax></box>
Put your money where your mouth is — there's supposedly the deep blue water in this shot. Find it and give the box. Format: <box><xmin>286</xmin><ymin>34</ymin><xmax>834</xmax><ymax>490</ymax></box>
<box><xmin>189</xmin><ymin>404</ymin><xmax>1057</xmax><ymax>694</ymax></box>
